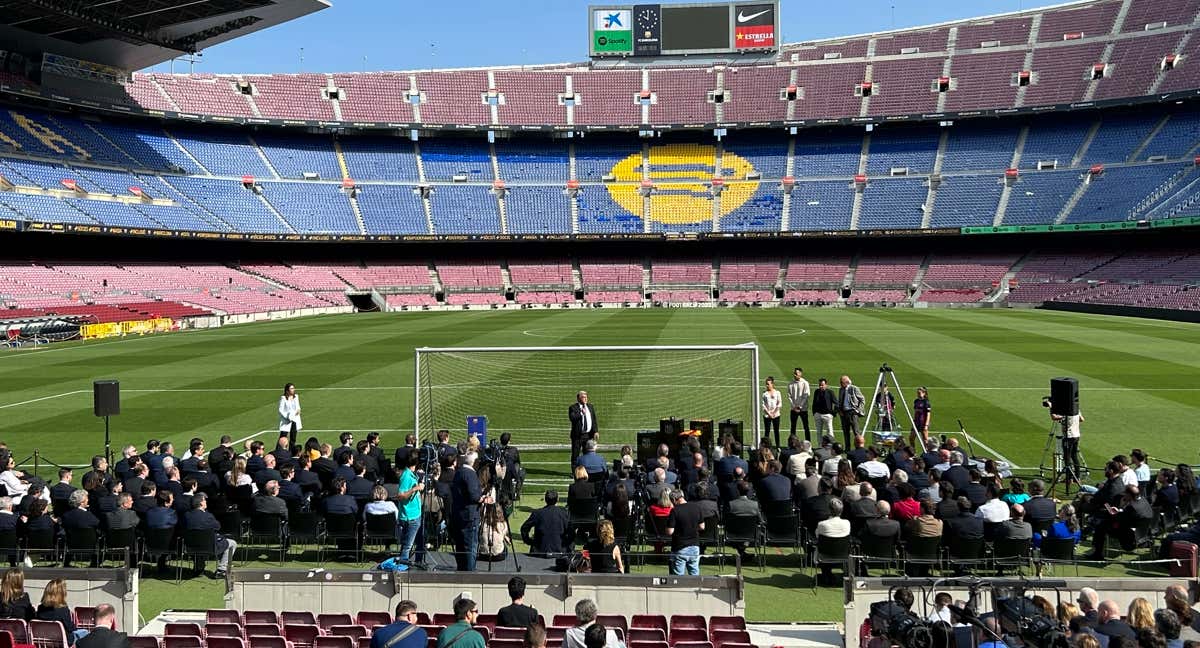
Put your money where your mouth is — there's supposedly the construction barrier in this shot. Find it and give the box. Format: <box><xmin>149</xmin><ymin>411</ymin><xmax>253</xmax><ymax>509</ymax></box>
<box><xmin>82</xmin><ymin>318</ymin><xmax>173</xmax><ymax>340</ymax></box>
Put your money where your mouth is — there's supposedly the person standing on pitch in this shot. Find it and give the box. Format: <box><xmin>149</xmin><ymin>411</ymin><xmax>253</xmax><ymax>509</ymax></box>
<box><xmin>838</xmin><ymin>375</ymin><xmax>865</xmax><ymax>450</ymax></box>
<box><xmin>568</xmin><ymin>391</ymin><xmax>598</xmax><ymax>468</ymax></box>
<box><xmin>278</xmin><ymin>383</ymin><xmax>302</xmax><ymax>449</ymax></box>
<box><xmin>788</xmin><ymin>368</ymin><xmax>812</xmax><ymax>443</ymax></box>
<box><xmin>761</xmin><ymin>377</ymin><xmax>782</xmax><ymax>449</ymax></box>
<box><xmin>911</xmin><ymin>387</ymin><xmax>932</xmax><ymax>448</ymax></box>
<box><xmin>1051</xmin><ymin>407</ymin><xmax>1084</xmax><ymax>482</ymax></box>
<box><xmin>811</xmin><ymin>378</ymin><xmax>837</xmax><ymax>441</ymax></box>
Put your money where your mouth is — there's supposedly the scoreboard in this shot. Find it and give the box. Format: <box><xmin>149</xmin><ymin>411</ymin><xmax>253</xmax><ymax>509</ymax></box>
<box><xmin>589</xmin><ymin>1</ymin><xmax>779</xmax><ymax>58</ymax></box>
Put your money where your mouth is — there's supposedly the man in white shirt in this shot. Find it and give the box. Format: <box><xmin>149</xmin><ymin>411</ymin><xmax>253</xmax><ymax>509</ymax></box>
<box><xmin>786</xmin><ymin>440</ymin><xmax>812</xmax><ymax>481</ymax></box>
<box><xmin>975</xmin><ymin>487</ymin><xmax>1010</xmax><ymax>523</ymax></box>
<box><xmin>859</xmin><ymin>448</ymin><xmax>891</xmax><ymax>480</ymax></box>
<box><xmin>788</xmin><ymin>368</ymin><xmax>812</xmax><ymax>442</ymax></box>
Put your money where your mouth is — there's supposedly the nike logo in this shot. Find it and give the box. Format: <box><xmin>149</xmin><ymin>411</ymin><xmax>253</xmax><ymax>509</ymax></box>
<box><xmin>737</xmin><ymin>9</ymin><xmax>770</xmax><ymax>22</ymax></box>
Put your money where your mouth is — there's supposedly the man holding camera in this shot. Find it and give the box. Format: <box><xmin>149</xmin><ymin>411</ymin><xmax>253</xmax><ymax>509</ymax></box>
<box><xmin>1050</xmin><ymin>403</ymin><xmax>1084</xmax><ymax>482</ymax></box>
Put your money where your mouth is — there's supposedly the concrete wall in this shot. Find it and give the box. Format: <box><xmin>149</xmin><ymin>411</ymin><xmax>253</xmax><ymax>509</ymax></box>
<box><xmin>28</xmin><ymin>568</ymin><xmax>138</xmax><ymax>632</ymax></box>
<box><xmin>229</xmin><ymin>569</ymin><xmax>743</xmax><ymax>618</ymax></box>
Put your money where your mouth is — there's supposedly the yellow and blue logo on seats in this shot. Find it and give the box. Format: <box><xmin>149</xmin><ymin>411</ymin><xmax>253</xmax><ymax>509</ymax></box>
<box><xmin>607</xmin><ymin>144</ymin><xmax>758</xmax><ymax>224</ymax></box>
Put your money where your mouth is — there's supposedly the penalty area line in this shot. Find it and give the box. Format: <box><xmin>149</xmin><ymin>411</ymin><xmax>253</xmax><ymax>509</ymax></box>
<box><xmin>0</xmin><ymin>390</ymin><xmax>87</xmax><ymax>410</ymax></box>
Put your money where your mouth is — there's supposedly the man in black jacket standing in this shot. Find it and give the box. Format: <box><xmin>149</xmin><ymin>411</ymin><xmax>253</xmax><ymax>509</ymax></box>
<box><xmin>568</xmin><ymin>391</ymin><xmax>598</xmax><ymax>468</ymax></box>
<box><xmin>451</xmin><ymin>452</ymin><xmax>484</xmax><ymax>572</ymax></box>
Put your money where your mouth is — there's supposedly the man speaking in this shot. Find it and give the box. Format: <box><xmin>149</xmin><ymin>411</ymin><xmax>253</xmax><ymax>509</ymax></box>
<box><xmin>568</xmin><ymin>391</ymin><xmax>598</xmax><ymax>467</ymax></box>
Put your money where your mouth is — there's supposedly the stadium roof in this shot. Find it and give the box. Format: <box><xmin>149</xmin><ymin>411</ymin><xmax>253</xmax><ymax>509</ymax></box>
<box><xmin>0</xmin><ymin>0</ymin><xmax>329</xmax><ymax>71</ymax></box>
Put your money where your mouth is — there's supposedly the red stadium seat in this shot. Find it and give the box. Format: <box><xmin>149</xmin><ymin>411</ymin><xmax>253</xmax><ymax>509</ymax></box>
<box><xmin>354</xmin><ymin>613</ymin><xmax>391</xmax><ymax>630</ymax></box>
<box><xmin>326</xmin><ymin>627</ymin><xmax>366</xmax><ymax>641</ymax></box>
<box><xmin>162</xmin><ymin>637</ymin><xmax>202</xmax><ymax>648</ymax></box>
<box><xmin>73</xmin><ymin>608</ymin><xmax>96</xmax><ymax>630</ymax></box>
<box><xmin>707</xmin><ymin>617</ymin><xmax>746</xmax><ymax>636</ymax></box>
<box><xmin>629</xmin><ymin>642</ymin><xmax>670</xmax><ymax>648</ymax></box>
<box><xmin>551</xmin><ymin>615</ymin><xmax>577</xmax><ymax>628</ymax></box>
<box><xmin>0</xmin><ymin>621</ymin><xmax>28</xmax><ymax>645</ymax></box>
<box><xmin>207</xmin><ymin>611</ymin><xmax>243</xmax><ymax>626</ymax></box>
<box><xmin>244</xmin><ymin>613</ymin><xmax>279</xmax><ymax>626</ymax></box>
<box><xmin>282</xmin><ymin>625</ymin><xmax>320</xmax><ymax>648</ymax></box>
<box><xmin>129</xmin><ymin>637</ymin><xmax>160</xmax><ymax>648</ymax></box>
<box><xmin>166</xmin><ymin>624</ymin><xmax>203</xmax><ymax>638</ymax></box>
<box><xmin>316</xmin><ymin>615</ymin><xmax>352</xmax><ymax>632</ymax></box>
<box><xmin>489</xmin><ymin>640</ymin><xmax>524</xmax><ymax>648</ymax></box>
<box><xmin>356</xmin><ymin>638</ymin><xmax>370</xmax><ymax>648</ymax></box>
<box><xmin>632</xmin><ymin>615</ymin><xmax>669</xmax><ymax>635</ymax></box>
<box><xmin>280</xmin><ymin>614</ymin><xmax>316</xmax><ymax>627</ymax></box>
<box><xmin>247</xmin><ymin>637</ymin><xmax>289</xmax><ymax>648</ymax></box>
<box><xmin>314</xmin><ymin>638</ymin><xmax>354</xmax><ymax>648</ymax></box>
<box><xmin>28</xmin><ymin>622</ymin><xmax>68</xmax><ymax>648</ymax></box>
<box><xmin>206</xmin><ymin>624</ymin><xmax>245</xmax><ymax>639</ymax></box>
<box><xmin>670</xmin><ymin>616</ymin><xmax>706</xmax><ymax>632</ymax></box>
<box><xmin>493</xmin><ymin>627</ymin><xmax>526</xmax><ymax>641</ymax></box>
<box><xmin>596</xmin><ymin>615</ymin><xmax>628</xmax><ymax>637</ymax></box>
<box><xmin>473</xmin><ymin>614</ymin><xmax>497</xmax><ymax>634</ymax></box>
<box><xmin>207</xmin><ymin>637</ymin><xmax>246</xmax><ymax>648</ymax></box>
<box><xmin>243</xmin><ymin>625</ymin><xmax>282</xmax><ymax>638</ymax></box>
<box><xmin>673</xmin><ymin>643</ymin><xmax>714</xmax><ymax>648</ymax></box>
<box><xmin>430</xmin><ymin>614</ymin><xmax>455</xmax><ymax>627</ymax></box>
<box><xmin>628</xmin><ymin>629</ymin><xmax>667</xmax><ymax>644</ymax></box>
<box><xmin>711</xmin><ymin>630</ymin><xmax>752</xmax><ymax>648</ymax></box>
<box><xmin>670</xmin><ymin>629</ymin><xmax>708</xmax><ymax>645</ymax></box>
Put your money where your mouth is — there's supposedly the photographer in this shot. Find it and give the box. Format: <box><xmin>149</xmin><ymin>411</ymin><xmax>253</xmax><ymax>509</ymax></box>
<box><xmin>1048</xmin><ymin>402</ymin><xmax>1084</xmax><ymax>482</ymax></box>
<box><xmin>497</xmin><ymin>433</ymin><xmax>525</xmax><ymax>501</ymax></box>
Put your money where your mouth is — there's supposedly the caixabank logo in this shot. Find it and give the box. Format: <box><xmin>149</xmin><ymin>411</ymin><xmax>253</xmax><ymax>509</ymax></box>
<box><xmin>594</xmin><ymin>9</ymin><xmax>633</xmax><ymax>53</ymax></box>
<box><xmin>606</xmin><ymin>144</ymin><xmax>760</xmax><ymax>224</ymax></box>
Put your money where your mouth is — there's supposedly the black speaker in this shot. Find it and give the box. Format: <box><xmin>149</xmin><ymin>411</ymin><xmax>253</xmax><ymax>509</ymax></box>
<box><xmin>1050</xmin><ymin>377</ymin><xmax>1078</xmax><ymax>417</ymax></box>
<box><xmin>636</xmin><ymin>430</ymin><xmax>661</xmax><ymax>464</ymax></box>
<box><xmin>94</xmin><ymin>380</ymin><xmax>120</xmax><ymax>417</ymax></box>
<box><xmin>718</xmin><ymin>419</ymin><xmax>744</xmax><ymax>449</ymax></box>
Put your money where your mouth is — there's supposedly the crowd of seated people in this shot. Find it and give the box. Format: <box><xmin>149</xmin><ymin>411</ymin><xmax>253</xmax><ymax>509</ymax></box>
<box><xmin>863</xmin><ymin>584</ymin><xmax>1200</xmax><ymax>648</ymax></box>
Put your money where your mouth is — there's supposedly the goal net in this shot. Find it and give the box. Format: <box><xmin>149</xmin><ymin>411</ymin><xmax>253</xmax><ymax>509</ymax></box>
<box><xmin>414</xmin><ymin>344</ymin><xmax>760</xmax><ymax>448</ymax></box>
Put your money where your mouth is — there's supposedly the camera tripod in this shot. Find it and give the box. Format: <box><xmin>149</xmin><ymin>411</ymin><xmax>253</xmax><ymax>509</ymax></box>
<box><xmin>861</xmin><ymin>364</ymin><xmax>918</xmax><ymax>446</ymax></box>
<box><xmin>1039</xmin><ymin>418</ymin><xmax>1088</xmax><ymax>496</ymax></box>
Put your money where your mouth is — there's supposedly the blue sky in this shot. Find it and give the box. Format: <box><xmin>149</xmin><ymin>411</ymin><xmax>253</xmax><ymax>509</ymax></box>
<box><xmin>147</xmin><ymin>0</ymin><xmax>1039</xmax><ymax>74</ymax></box>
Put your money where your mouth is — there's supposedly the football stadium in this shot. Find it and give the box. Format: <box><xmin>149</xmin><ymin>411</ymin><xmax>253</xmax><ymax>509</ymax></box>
<box><xmin>0</xmin><ymin>0</ymin><xmax>1199</xmax><ymax>646</ymax></box>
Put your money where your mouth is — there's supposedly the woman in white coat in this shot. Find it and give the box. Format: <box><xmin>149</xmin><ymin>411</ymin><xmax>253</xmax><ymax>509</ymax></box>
<box><xmin>278</xmin><ymin>382</ymin><xmax>302</xmax><ymax>447</ymax></box>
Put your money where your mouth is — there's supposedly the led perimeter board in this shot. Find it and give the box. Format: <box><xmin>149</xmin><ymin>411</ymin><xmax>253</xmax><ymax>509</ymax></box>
<box><xmin>589</xmin><ymin>1</ymin><xmax>779</xmax><ymax>57</ymax></box>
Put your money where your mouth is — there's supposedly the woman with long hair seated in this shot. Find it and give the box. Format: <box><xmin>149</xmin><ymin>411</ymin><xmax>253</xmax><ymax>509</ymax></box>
<box><xmin>477</xmin><ymin>499</ymin><xmax>511</xmax><ymax>563</ymax></box>
<box><xmin>36</xmin><ymin>578</ymin><xmax>84</xmax><ymax>644</ymax></box>
<box><xmin>587</xmin><ymin>519</ymin><xmax>624</xmax><ymax>574</ymax></box>
<box><xmin>0</xmin><ymin>568</ymin><xmax>33</xmax><ymax>620</ymax></box>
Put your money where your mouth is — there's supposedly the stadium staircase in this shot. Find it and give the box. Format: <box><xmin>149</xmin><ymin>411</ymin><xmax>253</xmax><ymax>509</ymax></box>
<box><xmin>843</xmin><ymin>254</ymin><xmax>860</xmax><ymax>288</ymax></box>
<box><xmin>910</xmin><ymin>258</ymin><xmax>932</xmax><ymax>302</ymax></box>
<box><xmin>848</xmin><ymin>134</ymin><xmax>870</xmax><ymax>230</ymax></box>
<box><xmin>988</xmin><ymin>252</ymin><xmax>1031</xmax><ymax>302</ymax></box>
<box><xmin>499</xmin><ymin>263</ymin><xmax>514</xmax><ymax>295</ymax></box>
<box><xmin>162</xmin><ymin>129</ymin><xmax>212</xmax><ymax>175</ymax></box>
<box><xmin>427</xmin><ymin>263</ymin><xmax>444</xmax><ymax>297</ymax></box>
<box><xmin>248</xmin><ymin>137</ymin><xmax>282</xmax><ymax>179</ymax></box>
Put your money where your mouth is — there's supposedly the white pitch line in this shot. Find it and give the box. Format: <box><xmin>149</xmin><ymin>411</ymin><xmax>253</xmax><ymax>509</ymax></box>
<box><xmin>951</xmin><ymin>430</ymin><xmax>1021</xmax><ymax>469</ymax></box>
<box><xmin>0</xmin><ymin>390</ymin><xmax>86</xmax><ymax>410</ymax></box>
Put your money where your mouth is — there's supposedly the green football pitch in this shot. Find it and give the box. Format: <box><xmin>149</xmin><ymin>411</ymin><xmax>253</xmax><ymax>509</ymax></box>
<box><xmin>2</xmin><ymin>308</ymin><xmax>1198</xmax><ymax>623</ymax></box>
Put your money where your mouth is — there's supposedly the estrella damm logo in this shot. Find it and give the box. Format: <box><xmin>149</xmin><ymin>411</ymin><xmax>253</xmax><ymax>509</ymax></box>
<box><xmin>606</xmin><ymin>144</ymin><xmax>759</xmax><ymax>224</ymax></box>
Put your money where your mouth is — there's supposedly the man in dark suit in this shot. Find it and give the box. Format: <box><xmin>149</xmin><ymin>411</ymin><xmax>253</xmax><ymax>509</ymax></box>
<box><xmin>568</xmin><ymin>390</ymin><xmax>598</xmax><ymax>468</ymax></box>
<box><xmin>519</xmin><ymin>490</ymin><xmax>571</xmax><ymax>557</ymax></box>
<box><xmin>113</xmin><ymin>446</ymin><xmax>139</xmax><ymax>484</ymax></box>
<box><xmin>334</xmin><ymin>453</ymin><xmax>357</xmax><ymax>483</ymax></box>
<box><xmin>82</xmin><ymin>456</ymin><xmax>113</xmax><ymax>495</ymax></box>
<box><xmin>179</xmin><ymin>439</ymin><xmax>204</xmax><ymax>476</ymax></box>
<box><xmin>451</xmin><ymin>453</ymin><xmax>483</xmax><ymax>571</ymax></box>
<box><xmin>847</xmin><ymin>483</ymin><xmax>879</xmax><ymax>533</ymax></box>
<box><xmin>347</xmin><ymin>464</ymin><xmax>374</xmax><ymax>502</ymax></box>
<box><xmin>366</xmin><ymin>433</ymin><xmax>388</xmax><ymax>481</ymax></box>
<box><xmin>394</xmin><ymin>434</ymin><xmax>419</xmax><ymax>476</ymax></box>
<box><xmin>278</xmin><ymin>466</ymin><xmax>305</xmax><ymax>507</ymax></box>
<box><xmin>355</xmin><ymin>440</ymin><xmax>381</xmax><ymax>482</ymax></box>
<box><xmin>207</xmin><ymin>436</ymin><xmax>236</xmax><ymax>480</ymax></box>
<box><xmin>944</xmin><ymin>497</ymin><xmax>985</xmax><ymax>542</ymax></box>
<box><xmin>49</xmin><ymin>468</ymin><xmax>76</xmax><ymax>504</ymax></box>
<box><xmin>184</xmin><ymin>493</ymin><xmax>236</xmax><ymax>578</ymax></box>
<box><xmin>1095</xmin><ymin>600</ymin><xmax>1136</xmax><ymax>640</ymax></box>
<box><xmin>837</xmin><ymin>375</ymin><xmax>866</xmax><ymax>450</ymax></box>
<box><xmin>292</xmin><ymin>456</ymin><xmax>322</xmax><ymax>497</ymax></box>
<box><xmin>312</xmin><ymin>445</ymin><xmax>338</xmax><ymax>492</ymax></box>
<box><xmin>245</xmin><ymin>441</ymin><xmax>267</xmax><ymax>477</ymax></box>
<box><xmin>123</xmin><ymin>464</ymin><xmax>148</xmax><ymax>503</ymax></box>
<box><xmin>1024</xmin><ymin>479</ymin><xmax>1057</xmax><ymax>527</ymax></box>
<box><xmin>253</xmin><ymin>481</ymin><xmax>289</xmax><ymax>521</ymax></box>
<box><xmin>802</xmin><ymin>479</ymin><xmax>835</xmax><ymax>536</ymax></box>
<box><xmin>191</xmin><ymin>461</ymin><xmax>218</xmax><ymax>497</ymax></box>
<box><xmin>145</xmin><ymin>492</ymin><xmax>178</xmax><ymax>530</ymax></box>
<box><xmin>322</xmin><ymin>478</ymin><xmax>358</xmax><ymax>515</ymax></box>
<box><xmin>75</xmin><ymin>604</ymin><xmax>128</xmax><ymax>648</ymax></box>
<box><xmin>0</xmin><ymin>497</ymin><xmax>17</xmax><ymax>533</ymax></box>
<box><xmin>942</xmin><ymin>453</ymin><xmax>970</xmax><ymax>492</ymax></box>
<box><xmin>860</xmin><ymin>499</ymin><xmax>902</xmax><ymax>546</ymax></box>
<box><xmin>1088</xmin><ymin>484</ymin><xmax>1154</xmax><ymax>560</ymax></box>
<box><xmin>140</xmin><ymin>440</ymin><xmax>160</xmax><ymax>472</ymax></box>
<box><xmin>271</xmin><ymin>436</ymin><xmax>295</xmax><ymax>469</ymax></box>
<box><xmin>715</xmin><ymin>444</ymin><xmax>749</xmax><ymax>503</ymax></box>
<box><xmin>104</xmin><ymin>494</ymin><xmax>139</xmax><ymax>532</ymax></box>
<box><xmin>919</xmin><ymin>439</ymin><xmax>941</xmax><ymax>475</ymax></box>
<box><xmin>254</xmin><ymin>454</ymin><xmax>283</xmax><ymax>491</ymax></box>
<box><xmin>61</xmin><ymin>490</ymin><xmax>101</xmax><ymax>567</ymax></box>
<box><xmin>758</xmin><ymin>461</ymin><xmax>792</xmax><ymax>503</ymax></box>
<box><xmin>961</xmin><ymin>470</ymin><xmax>989</xmax><ymax>510</ymax></box>
<box><xmin>133</xmin><ymin>482</ymin><xmax>158</xmax><ymax>516</ymax></box>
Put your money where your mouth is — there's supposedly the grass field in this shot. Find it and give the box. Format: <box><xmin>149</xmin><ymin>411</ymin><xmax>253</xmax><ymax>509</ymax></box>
<box><xmin>3</xmin><ymin>308</ymin><xmax>1199</xmax><ymax>624</ymax></box>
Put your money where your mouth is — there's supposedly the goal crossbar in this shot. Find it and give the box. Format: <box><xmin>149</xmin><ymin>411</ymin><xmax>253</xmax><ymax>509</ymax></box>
<box><xmin>413</xmin><ymin>343</ymin><xmax>761</xmax><ymax>447</ymax></box>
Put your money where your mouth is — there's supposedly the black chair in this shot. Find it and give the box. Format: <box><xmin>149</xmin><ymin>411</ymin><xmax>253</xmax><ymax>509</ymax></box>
<box><xmin>321</xmin><ymin>513</ymin><xmax>359</xmax><ymax>564</ymax></box>
<box><xmin>246</xmin><ymin>513</ymin><xmax>287</xmax><ymax>564</ymax></box>
<box><xmin>1029</xmin><ymin>518</ymin><xmax>1054</xmax><ymax>537</ymax></box>
<box><xmin>141</xmin><ymin>527</ymin><xmax>178</xmax><ymax>579</ymax></box>
<box><xmin>902</xmin><ymin>536</ymin><xmax>941</xmax><ymax>576</ymax></box>
<box><xmin>992</xmin><ymin>537</ymin><xmax>1032</xmax><ymax>574</ymax></box>
<box><xmin>812</xmin><ymin>535</ymin><xmax>851</xmax><ymax>589</ymax></box>
<box><xmin>723</xmin><ymin>513</ymin><xmax>763</xmax><ymax>569</ymax></box>
<box><xmin>640</xmin><ymin>510</ymin><xmax>671</xmax><ymax>567</ymax></box>
<box><xmin>761</xmin><ymin>501</ymin><xmax>802</xmax><ymax>564</ymax></box>
<box><xmin>103</xmin><ymin>527</ymin><xmax>137</xmax><ymax>567</ymax></box>
<box><xmin>181</xmin><ymin>529</ymin><xmax>220</xmax><ymax>579</ymax></box>
<box><xmin>945</xmin><ymin>536</ymin><xmax>986</xmax><ymax>574</ymax></box>
<box><xmin>216</xmin><ymin>511</ymin><xmax>244</xmax><ymax>543</ymax></box>
<box><xmin>1037</xmin><ymin>537</ymin><xmax>1078</xmax><ymax>576</ymax></box>
<box><xmin>23</xmin><ymin>527</ymin><xmax>58</xmax><ymax>566</ymax></box>
<box><xmin>609</xmin><ymin>515</ymin><xmax>633</xmax><ymax>550</ymax></box>
<box><xmin>362</xmin><ymin>514</ymin><xmax>397</xmax><ymax>556</ymax></box>
<box><xmin>697</xmin><ymin>515</ymin><xmax>722</xmax><ymax>567</ymax></box>
<box><xmin>568</xmin><ymin>497</ymin><xmax>599</xmax><ymax>540</ymax></box>
<box><xmin>0</xmin><ymin>528</ymin><xmax>18</xmax><ymax>566</ymax></box>
<box><xmin>62</xmin><ymin>527</ymin><xmax>99</xmax><ymax>568</ymax></box>
<box><xmin>856</xmin><ymin>533</ymin><xmax>898</xmax><ymax>576</ymax></box>
<box><xmin>286</xmin><ymin>511</ymin><xmax>324</xmax><ymax>559</ymax></box>
<box><xmin>50</xmin><ymin>499</ymin><xmax>70</xmax><ymax>518</ymax></box>
<box><xmin>232</xmin><ymin>485</ymin><xmax>255</xmax><ymax>516</ymax></box>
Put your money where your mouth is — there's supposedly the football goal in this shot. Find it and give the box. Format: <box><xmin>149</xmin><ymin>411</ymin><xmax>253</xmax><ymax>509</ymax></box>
<box><xmin>414</xmin><ymin>344</ymin><xmax>760</xmax><ymax>448</ymax></box>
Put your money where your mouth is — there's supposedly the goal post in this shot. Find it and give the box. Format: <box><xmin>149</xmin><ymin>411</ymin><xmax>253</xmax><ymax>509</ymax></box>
<box><xmin>414</xmin><ymin>344</ymin><xmax>761</xmax><ymax>449</ymax></box>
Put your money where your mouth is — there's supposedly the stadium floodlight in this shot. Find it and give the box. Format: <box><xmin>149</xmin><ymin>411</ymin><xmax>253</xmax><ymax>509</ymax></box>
<box><xmin>414</xmin><ymin>344</ymin><xmax>760</xmax><ymax>448</ymax></box>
